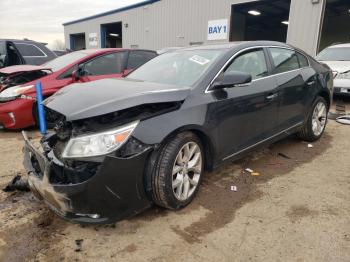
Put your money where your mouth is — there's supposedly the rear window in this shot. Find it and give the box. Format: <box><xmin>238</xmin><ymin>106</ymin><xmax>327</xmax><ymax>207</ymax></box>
<box><xmin>15</xmin><ymin>43</ymin><xmax>46</xmax><ymax>57</ymax></box>
<box><xmin>297</xmin><ymin>52</ymin><xmax>309</xmax><ymax>68</ymax></box>
<box><xmin>269</xmin><ymin>47</ymin><xmax>299</xmax><ymax>74</ymax></box>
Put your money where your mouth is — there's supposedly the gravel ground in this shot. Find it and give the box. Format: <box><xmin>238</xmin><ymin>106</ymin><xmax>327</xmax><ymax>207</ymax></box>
<box><xmin>0</xmin><ymin>102</ymin><xmax>349</xmax><ymax>262</ymax></box>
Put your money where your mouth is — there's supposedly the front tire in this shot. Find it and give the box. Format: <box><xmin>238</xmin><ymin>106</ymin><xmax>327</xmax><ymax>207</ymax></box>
<box><xmin>298</xmin><ymin>96</ymin><xmax>328</xmax><ymax>142</ymax></box>
<box><xmin>151</xmin><ymin>132</ymin><xmax>204</xmax><ymax>209</ymax></box>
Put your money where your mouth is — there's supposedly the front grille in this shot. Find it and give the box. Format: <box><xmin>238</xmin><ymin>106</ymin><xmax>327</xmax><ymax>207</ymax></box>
<box><xmin>49</xmin><ymin>161</ymin><xmax>100</xmax><ymax>185</ymax></box>
<box><xmin>44</xmin><ymin>107</ymin><xmax>72</xmax><ymax>141</ymax></box>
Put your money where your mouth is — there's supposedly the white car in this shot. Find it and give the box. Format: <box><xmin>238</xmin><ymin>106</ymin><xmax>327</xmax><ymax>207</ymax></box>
<box><xmin>316</xmin><ymin>43</ymin><xmax>350</xmax><ymax>96</ymax></box>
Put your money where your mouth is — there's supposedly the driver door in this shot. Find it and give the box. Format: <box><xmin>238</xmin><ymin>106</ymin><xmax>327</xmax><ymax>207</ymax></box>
<box><xmin>213</xmin><ymin>48</ymin><xmax>279</xmax><ymax>160</ymax></box>
<box><xmin>79</xmin><ymin>51</ymin><xmax>128</xmax><ymax>82</ymax></box>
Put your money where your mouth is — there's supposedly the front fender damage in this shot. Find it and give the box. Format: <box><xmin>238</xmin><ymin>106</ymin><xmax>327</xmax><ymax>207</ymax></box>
<box><xmin>22</xmin><ymin>131</ymin><xmax>153</xmax><ymax>224</ymax></box>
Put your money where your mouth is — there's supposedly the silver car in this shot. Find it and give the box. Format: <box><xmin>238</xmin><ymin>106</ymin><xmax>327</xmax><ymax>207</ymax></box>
<box><xmin>317</xmin><ymin>43</ymin><xmax>350</xmax><ymax>96</ymax></box>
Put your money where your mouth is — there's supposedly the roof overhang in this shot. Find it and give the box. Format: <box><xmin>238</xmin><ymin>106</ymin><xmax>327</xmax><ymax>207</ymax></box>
<box><xmin>63</xmin><ymin>0</ymin><xmax>161</xmax><ymax>26</ymax></box>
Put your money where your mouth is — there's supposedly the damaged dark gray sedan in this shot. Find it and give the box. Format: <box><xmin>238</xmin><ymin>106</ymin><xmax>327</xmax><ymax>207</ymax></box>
<box><xmin>22</xmin><ymin>41</ymin><xmax>333</xmax><ymax>224</ymax></box>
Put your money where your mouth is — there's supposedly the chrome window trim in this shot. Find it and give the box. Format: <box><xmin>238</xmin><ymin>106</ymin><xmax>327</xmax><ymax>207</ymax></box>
<box><xmin>205</xmin><ymin>45</ymin><xmax>311</xmax><ymax>94</ymax></box>
<box><xmin>15</xmin><ymin>43</ymin><xmax>48</xmax><ymax>58</ymax></box>
<box><xmin>222</xmin><ymin>122</ymin><xmax>303</xmax><ymax>161</ymax></box>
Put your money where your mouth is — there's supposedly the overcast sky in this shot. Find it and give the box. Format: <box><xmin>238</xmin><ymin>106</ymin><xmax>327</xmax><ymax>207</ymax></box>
<box><xmin>0</xmin><ymin>0</ymin><xmax>144</xmax><ymax>48</ymax></box>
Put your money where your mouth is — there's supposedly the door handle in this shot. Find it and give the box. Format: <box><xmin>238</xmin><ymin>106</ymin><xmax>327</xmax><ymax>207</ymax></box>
<box><xmin>266</xmin><ymin>93</ymin><xmax>278</xmax><ymax>100</ymax></box>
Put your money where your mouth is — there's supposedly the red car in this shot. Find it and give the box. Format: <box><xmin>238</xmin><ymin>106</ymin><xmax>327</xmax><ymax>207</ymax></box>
<box><xmin>0</xmin><ymin>48</ymin><xmax>157</xmax><ymax>129</ymax></box>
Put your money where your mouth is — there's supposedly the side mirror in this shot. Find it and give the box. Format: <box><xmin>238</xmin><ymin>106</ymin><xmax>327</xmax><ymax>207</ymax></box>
<box><xmin>211</xmin><ymin>71</ymin><xmax>252</xmax><ymax>90</ymax></box>
<box><xmin>71</xmin><ymin>69</ymin><xmax>80</xmax><ymax>81</ymax></box>
<box><xmin>72</xmin><ymin>65</ymin><xmax>84</xmax><ymax>80</ymax></box>
<box><xmin>122</xmin><ymin>68</ymin><xmax>135</xmax><ymax>77</ymax></box>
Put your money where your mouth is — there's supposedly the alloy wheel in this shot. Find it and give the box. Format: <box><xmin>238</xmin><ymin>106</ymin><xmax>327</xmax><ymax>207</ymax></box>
<box><xmin>312</xmin><ymin>101</ymin><xmax>327</xmax><ymax>136</ymax></box>
<box><xmin>172</xmin><ymin>142</ymin><xmax>202</xmax><ymax>201</ymax></box>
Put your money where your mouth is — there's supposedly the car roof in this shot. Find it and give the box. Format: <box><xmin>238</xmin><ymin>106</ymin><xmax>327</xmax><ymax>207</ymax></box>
<box><xmin>173</xmin><ymin>41</ymin><xmax>291</xmax><ymax>51</ymax></box>
<box><xmin>0</xmin><ymin>39</ymin><xmax>47</xmax><ymax>45</ymax></box>
<box><xmin>74</xmin><ymin>48</ymin><xmax>156</xmax><ymax>55</ymax></box>
<box><xmin>327</xmin><ymin>43</ymin><xmax>350</xmax><ymax>49</ymax></box>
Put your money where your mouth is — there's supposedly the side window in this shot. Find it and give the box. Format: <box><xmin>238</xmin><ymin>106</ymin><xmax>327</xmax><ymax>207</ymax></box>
<box><xmin>225</xmin><ymin>49</ymin><xmax>268</xmax><ymax>80</ymax></box>
<box><xmin>15</xmin><ymin>43</ymin><xmax>46</xmax><ymax>57</ymax></box>
<box><xmin>127</xmin><ymin>51</ymin><xmax>157</xmax><ymax>70</ymax></box>
<box><xmin>59</xmin><ymin>65</ymin><xmax>78</xmax><ymax>79</ymax></box>
<box><xmin>269</xmin><ymin>48</ymin><xmax>299</xmax><ymax>74</ymax></box>
<box><xmin>297</xmin><ymin>52</ymin><xmax>309</xmax><ymax>68</ymax></box>
<box><xmin>83</xmin><ymin>52</ymin><xmax>127</xmax><ymax>76</ymax></box>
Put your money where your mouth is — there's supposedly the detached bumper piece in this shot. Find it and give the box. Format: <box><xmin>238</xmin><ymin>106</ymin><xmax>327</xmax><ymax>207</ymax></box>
<box><xmin>22</xmin><ymin>131</ymin><xmax>152</xmax><ymax>224</ymax></box>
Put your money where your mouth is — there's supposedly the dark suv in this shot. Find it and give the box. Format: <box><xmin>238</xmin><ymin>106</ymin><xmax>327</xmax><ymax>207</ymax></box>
<box><xmin>0</xmin><ymin>39</ymin><xmax>57</xmax><ymax>68</ymax></box>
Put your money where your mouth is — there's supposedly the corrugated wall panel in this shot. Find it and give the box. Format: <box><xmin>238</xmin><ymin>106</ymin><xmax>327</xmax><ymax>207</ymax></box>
<box><xmin>64</xmin><ymin>0</ymin><xmax>235</xmax><ymax>50</ymax></box>
<box><xmin>64</xmin><ymin>0</ymin><xmax>325</xmax><ymax>55</ymax></box>
<box><xmin>287</xmin><ymin>0</ymin><xmax>325</xmax><ymax>56</ymax></box>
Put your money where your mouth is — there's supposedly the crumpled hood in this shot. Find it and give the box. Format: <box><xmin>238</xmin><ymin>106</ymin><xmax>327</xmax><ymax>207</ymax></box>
<box><xmin>0</xmin><ymin>65</ymin><xmax>52</xmax><ymax>75</ymax></box>
<box><xmin>320</xmin><ymin>61</ymin><xmax>350</xmax><ymax>74</ymax></box>
<box><xmin>45</xmin><ymin>78</ymin><xmax>191</xmax><ymax>121</ymax></box>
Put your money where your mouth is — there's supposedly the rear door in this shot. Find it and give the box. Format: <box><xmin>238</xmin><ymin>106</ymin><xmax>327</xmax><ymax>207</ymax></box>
<box><xmin>214</xmin><ymin>48</ymin><xmax>279</xmax><ymax>160</ymax></box>
<box><xmin>79</xmin><ymin>51</ymin><xmax>128</xmax><ymax>82</ymax></box>
<box><xmin>267</xmin><ymin>47</ymin><xmax>313</xmax><ymax>131</ymax></box>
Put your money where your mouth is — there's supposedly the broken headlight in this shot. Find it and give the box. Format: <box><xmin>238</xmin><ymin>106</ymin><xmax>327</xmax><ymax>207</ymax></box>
<box><xmin>0</xmin><ymin>85</ymin><xmax>34</xmax><ymax>101</ymax></box>
<box><xmin>62</xmin><ymin>121</ymin><xmax>139</xmax><ymax>159</ymax></box>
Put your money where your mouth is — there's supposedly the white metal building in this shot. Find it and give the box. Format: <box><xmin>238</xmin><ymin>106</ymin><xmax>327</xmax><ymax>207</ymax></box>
<box><xmin>63</xmin><ymin>0</ymin><xmax>350</xmax><ymax>56</ymax></box>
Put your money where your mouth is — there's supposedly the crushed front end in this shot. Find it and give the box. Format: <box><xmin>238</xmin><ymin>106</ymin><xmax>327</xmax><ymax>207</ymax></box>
<box><xmin>22</xmin><ymin>109</ymin><xmax>155</xmax><ymax>224</ymax></box>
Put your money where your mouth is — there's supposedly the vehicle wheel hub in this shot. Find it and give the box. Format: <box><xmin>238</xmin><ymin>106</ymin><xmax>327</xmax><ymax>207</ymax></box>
<box><xmin>172</xmin><ymin>142</ymin><xmax>202</xmax><ymax>201</ymax></box>
<box><xmin>312</xmin><ymin>101</ymin><xmax>327</xmax><ymax>136</ymax></box>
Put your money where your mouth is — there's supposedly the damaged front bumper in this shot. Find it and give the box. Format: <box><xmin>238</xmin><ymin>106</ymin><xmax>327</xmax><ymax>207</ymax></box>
<box><xmin>22</xmin><ymin>131</ymin><xmax>152</xmax><ymax>224</ymax></box>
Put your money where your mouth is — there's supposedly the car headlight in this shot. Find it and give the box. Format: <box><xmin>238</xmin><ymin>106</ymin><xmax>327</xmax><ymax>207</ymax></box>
<box><xmin>62</xmin><ymin>121</ymin><xmax>139</xmax><ymax>158</ymax></box>
<box><xmin>0</xmin><ymin>85</ymin><xmax>34</xmax><ymax>100</ymax></box>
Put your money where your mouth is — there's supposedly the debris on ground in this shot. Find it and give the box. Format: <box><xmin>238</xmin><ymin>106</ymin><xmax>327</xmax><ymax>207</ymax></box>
<box><xmin>278</xmin><ymin>152</ymin><xmax>292</xmax><ymax>159</ymax></box>
<box><xmin>308</xmin><ymin>144</ymin><xmax>314</xmax><ymax>148</ymax></box>
<box><xmin>75</xmin><ymin>239</ymin><xmax>84</xmax><ymax>252</ymax></box>
<box><xmin>251</xmin><ymin>172</ymin><xmax>260</xmax><ymax>176</ymax></box>
<box><xmin>328</xmin><ymin>111</ymin><xmax>345</xmax><ymax>120</ymax></box>
<box><xmin>2</xmin><ymin>174</ymin><xmax>30</xmax><ymax>192</ymax></box>
<box><xmin>230</xmin><ymin>185</ymin><xmax>237</xmax><ymax>192</ymax></box>
<box><xmin>335</xmin><ymin>103</ymin><xmax>346</xmax><ymax>115</ymax></box>
<box><xmin>245</xmin><ymin>168</ymin><xmax>254</xmax><ymax>173</ymax></box>
<box><xmin>336</xmin><ymin>115</ymin><xmax>350</xmax><ymax>125</ymax></box>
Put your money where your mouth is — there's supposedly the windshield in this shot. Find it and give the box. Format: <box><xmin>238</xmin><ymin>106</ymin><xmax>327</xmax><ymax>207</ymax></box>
<box><xmin>316</xmin><ymin>47</ymin><xmax>350</xmax><ymax>61</ymax></box>
<box><xmin>43</xmin><ymin>51</ymin><xmax>89</xmax><ymax>71</ymax></box>
<box><xmin>127</xmin><ymin>49</ymin><xmax>223</xmax><ymax>86</ymax></box>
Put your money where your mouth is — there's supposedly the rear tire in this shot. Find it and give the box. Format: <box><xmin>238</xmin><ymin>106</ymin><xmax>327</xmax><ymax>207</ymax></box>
<box><xmin>297</xmin><ymin>96</ymin><xmax>328</xmax><ymax>142</ymax></box>
<box><xmin>151</xmin><ymin>132</ymin><xmax>204</xmax><ymax>209</ymax></box>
